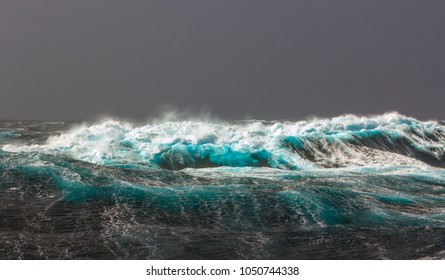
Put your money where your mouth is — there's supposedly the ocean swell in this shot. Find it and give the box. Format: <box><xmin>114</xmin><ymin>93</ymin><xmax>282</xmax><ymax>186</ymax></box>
<box><xmin>1</xmin><ymin>113</ymin><xmax>445</xmax><ymax>259</ymax></box>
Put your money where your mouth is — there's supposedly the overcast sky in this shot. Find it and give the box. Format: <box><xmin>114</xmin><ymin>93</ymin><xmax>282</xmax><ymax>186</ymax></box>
<box><xmin>1</xmin><ymin>0</ymin><xmax>444</xmax><ymax>121</ymax></box>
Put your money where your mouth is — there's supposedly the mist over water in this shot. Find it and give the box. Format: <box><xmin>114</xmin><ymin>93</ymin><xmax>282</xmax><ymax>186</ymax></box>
<box><xmin>1</xmin><ymin>112</ymin><xmax>445</xmax><ymax>259</ymax></box>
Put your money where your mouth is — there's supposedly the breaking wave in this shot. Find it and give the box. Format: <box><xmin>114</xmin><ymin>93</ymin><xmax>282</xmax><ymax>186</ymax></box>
<box><xmin>1</xmin><ymin>112</ymin><xmax>445</xmax><ymax>259</ymax></box>
<box><xmin>3</xmin><ymin>112</ymin><xmax>444</xmax><ymax>170</ymax></box>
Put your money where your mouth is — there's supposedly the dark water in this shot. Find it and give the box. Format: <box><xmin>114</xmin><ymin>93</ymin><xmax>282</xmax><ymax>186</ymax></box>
<box><xmin>1</xmin><ymin>114</ymin><xmax>445</xmax><ymax>259</ymax></box>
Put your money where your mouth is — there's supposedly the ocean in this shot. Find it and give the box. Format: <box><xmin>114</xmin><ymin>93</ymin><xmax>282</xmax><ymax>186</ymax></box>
<box><xmin>1</xmin><ymin>112</ymin><xmax>444</xmax><ymax>259</ymax></box>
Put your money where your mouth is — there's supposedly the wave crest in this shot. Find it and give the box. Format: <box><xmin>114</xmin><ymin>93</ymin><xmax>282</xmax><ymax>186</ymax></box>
<box><xmin>2</xmin><ymin>112</ymin><xmax>444</xmax><ymax>170</ymax></box>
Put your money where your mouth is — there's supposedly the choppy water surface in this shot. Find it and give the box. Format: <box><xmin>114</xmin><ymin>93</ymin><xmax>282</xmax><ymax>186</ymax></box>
<box><xmin>1</xmin><ymin>113</ymin><xmax>445</xmax><ymax>259</ymax></box>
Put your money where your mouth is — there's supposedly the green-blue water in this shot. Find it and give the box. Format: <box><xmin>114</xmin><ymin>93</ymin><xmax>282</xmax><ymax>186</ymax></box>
<box><xmin>1</xmin><ymin>113</ymin><xmax>445</xmax><ymax>259</ymax></box>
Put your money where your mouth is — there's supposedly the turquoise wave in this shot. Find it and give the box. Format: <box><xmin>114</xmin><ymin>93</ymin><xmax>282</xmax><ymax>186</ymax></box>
<box><xmin>1</xmin><ymin>113</ymin><xmax>445</xmax><ymax>259</ymax></box>
<box><xmin>2</xmin><ymin>112</ymin><xmax>444</xmax><ymax>170</ymax></box>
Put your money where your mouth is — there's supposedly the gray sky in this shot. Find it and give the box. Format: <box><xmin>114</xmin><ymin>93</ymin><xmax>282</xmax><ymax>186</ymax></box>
<box><xmin>1</xmin><ymin>0</ymin><xmax>444</xmax><ymax>121</ymax></box>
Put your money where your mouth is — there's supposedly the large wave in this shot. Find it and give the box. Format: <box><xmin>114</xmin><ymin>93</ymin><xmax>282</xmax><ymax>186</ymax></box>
<box><xmin>1</xmin><ymin>113</ymin><xmax>445</xmax><ymax>259</ymax></box>
<box><xmin>3</xmin><ymin>112</ymin><xmax>444</xmax><ymax>170</ymax></box>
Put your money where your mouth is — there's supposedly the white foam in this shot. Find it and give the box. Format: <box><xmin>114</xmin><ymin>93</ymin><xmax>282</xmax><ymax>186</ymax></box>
<box><xmin>1</xmin><ymin>112</ymin><xmax>443</xmax><ymax>170</ymax></box>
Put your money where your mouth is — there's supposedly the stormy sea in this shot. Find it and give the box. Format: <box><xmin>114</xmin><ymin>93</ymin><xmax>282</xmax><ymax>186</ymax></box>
<box><xmin>1</xmin><ymin>112</ymin><xmax>444</xmax><ymax>260</ymax></box>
